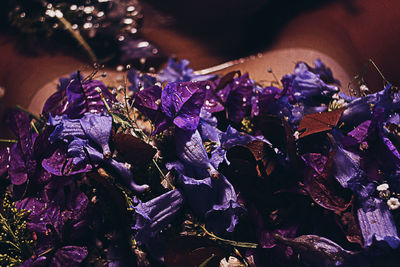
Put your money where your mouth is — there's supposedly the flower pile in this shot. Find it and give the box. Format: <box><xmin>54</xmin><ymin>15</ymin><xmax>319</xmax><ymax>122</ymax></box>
<box><xmin>1</xmin><ymin>59</ymin><xmax>400</xmax><ymax>266</ymax></box>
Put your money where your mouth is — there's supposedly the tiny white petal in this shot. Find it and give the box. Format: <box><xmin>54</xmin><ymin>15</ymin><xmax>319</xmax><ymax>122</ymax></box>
<box><xmin>387</xmin><ymin>197</ymin><xmax>400</xmax><ymax>210</ymax></box>
<box><xmin>377</xmin><ymin>183</ymin><xmax>389</xmax><ymax>191</ymax></box>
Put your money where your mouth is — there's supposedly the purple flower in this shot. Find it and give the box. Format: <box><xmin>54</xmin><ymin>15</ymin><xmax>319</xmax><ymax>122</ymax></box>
<box><xmin>281</xmin><ymin>62</ymin><xmax>339</xmax><ymax>102</ymax></box>
<box><xmin>177</xmin><ymin>173</ymin><xmax>245</xmax><ymax>234</ymax></box>
<box><xmin>65</xmin><ymin>78</ymin><xmax>114</xmax><ymax>119</ymax></box>
<box><xmin>225</xmin><ymin>73</ymin><xmax>255</xmax><ymax>124</ymax></box>
<box><xmin>127</xmin><ymin>69</ymin><xmax>157</xmax><ymax>92</ymax></box>
<box><xmin>132</xmin><ymin>85</ymin><xmax>169</xmax><ymax>133</ymax></box>
<box><xmin>161</xmin><ymin>82</ymin><xmax>207</xmax><ymax>131</ymax></box>
<box><xmin>67</xmin><ymin>138</ymin><xmax>149</xmax><ymax>193</ymax></box>
<box><xmin>80</xmin><ymin>113</ymin><xmax>112</xmax><ymax>158</ymax></box>
<box><xmin>132</xmin><ymin>189</ymin><xmax>185</xmax><ymax>245</ymax></box>
<box><xmin>357</xmin><ymin>198</ymin><xmax>400</xmax><ymax>248</ymax></box>
<box><xmin>49</xmin><ymin>115</ymin><xmax>84</xmax><ymax>144</ymax></box>
<box><xmin>17</xmin><ymin>194</ymin><xmax>90</xmax><ymax>266</ymax></box>
<box><xmin>0</xmin><ymin>147</ymin><xmax>9</xmax><ymax>178</ymax></box>
<box><xmin>175</xmin><ymin>128</ymin><xmax>217</xmax><ymax>176</ymax></box>
<box><xmin>42</xmin><ymin>72</ymin><xmax>81</xmax><ymax>118</ymax></box>
<box><xmin>157</xmin><ymin>58</ymin><xmax>215</xmax><ymax>83</ymax></box>
<box><xmin>119</xmin><ymin>38</ymin><xmax>165</xmax><ymax>66</ymax></box>
<box><xmin>305</xmin><ymin>59</ymin><xmax>341</xmax><ymax>85</ymax></box>
<box><xmin>333</xmin><ymin>146</ymin><xmax>365</xmax><ymax>189</ymax></box>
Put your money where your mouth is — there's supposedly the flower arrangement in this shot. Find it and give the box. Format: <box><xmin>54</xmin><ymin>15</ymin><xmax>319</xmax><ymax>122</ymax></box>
<box><xmin>0</xmin><ymin>58</ymin><xmax>399</xmax><ymax>266</ymax></box>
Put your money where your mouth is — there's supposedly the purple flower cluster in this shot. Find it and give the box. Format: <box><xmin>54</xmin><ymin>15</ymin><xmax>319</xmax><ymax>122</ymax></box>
<box><xmin>1</xmin><ymin>58</ymin><xmax>400</xmax><ymax>266</ymax></box>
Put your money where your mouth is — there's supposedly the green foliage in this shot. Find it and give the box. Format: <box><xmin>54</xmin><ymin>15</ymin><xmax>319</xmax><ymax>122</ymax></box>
<box><xmin>0</xmin><ymin>194</ymin><xmax>34</xmax><ymax>267</ymax></box>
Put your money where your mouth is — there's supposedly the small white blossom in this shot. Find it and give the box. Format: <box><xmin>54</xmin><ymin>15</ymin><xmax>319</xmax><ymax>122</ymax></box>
<box><xmin>360</xmin><ymin>84</ymin><xmax>369</xmax><ymax>93</ymax></box>
<box><xmin>376</xmin><ymin>183</ymin><xmax>389</xmax><ymax>192</ymax></box>
<box><xmin>387</xmin><ymin>197</ymin><xmax>400</xmax><ymax>210</ymax></box>
<box><xmin>293</xmin><ymin>131</ymin><xmax>300</xmax><ymax>140</ymax></box>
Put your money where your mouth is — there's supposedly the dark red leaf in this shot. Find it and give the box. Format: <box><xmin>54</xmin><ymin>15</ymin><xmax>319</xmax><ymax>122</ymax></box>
<box><xmin>303</xmin><ymin>151</ymin><xmax>352</xmax><ymax>213</ymax></box>
<box><xmin>334</xmin><ymin>205</ymin><xmax>363</xmax><ymax>247</ymax></box>
<box><xmin>165</xmin><ymin>236</ymin><xmax>227</xmax><ymax>267</ymax></box>
<box><xmin>298</xmin><ymin>108</ymin><xmax>346</xmax><ymax>138</ymax></box>
<box><xmin>254</xmin><ymin>115</ymin><xmax>300</xmax><ymax>168</ymax></box>
<box><xmin>215</xmin><ymin>70</ymin><xmax>241</xmax><ymax>92</ymax></box>
<box><xmin>113</xmin><ymin>133</ymin><xmax>156</xmax><ymax>165</ymax></box>
<box><xmin>246</xmin><ymin>140</ymin><xmax>277</xmax><ymax>177</ymax></box>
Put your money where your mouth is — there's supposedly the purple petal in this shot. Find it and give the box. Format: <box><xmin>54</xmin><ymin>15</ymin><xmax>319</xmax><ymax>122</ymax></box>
<box><xmin>175</xmin><ymin>129</ymin><xmax>216</xmax><ymax>174</ymax></box>
<box><xmin>8</xmin><ymin>109</ymin><xmax>34</xmax><ymax>158</ymax></box>
<box><xmin>157</xmin><ymin>58</ymin><xmax>215</xmax><ymax>83</ymax></box>
<box><xmin>161</xmin><ymin>82</ymin><xmax>207</xmax><ymax>131</ymax></box>
<box><xmin>42</xmin><ymin>90</ymin><xmax>68</xmax><ymax>118</ymax></box>
<box><xmin>66</xmin><ymin>79</ymin><xmax>114</xmax><ymax>119</ymax></box>
<box><xmin>178</xmin><ymin>173</ymin><xmax>245</xmax><ymax>234</ymax></box>
<box><xmin>0</xmin><ymin>147</ymin><xmax>10</xmax><ymax>178</ymax></box>
<box><xmin>333</xmin><ymin>146</ymin><xmax>365</xmax><ymax>189</ymax></box>
<box><xmin>49</xmin><ymin>116</ymin><xmax>85</xmax><ymax>144</ymax></box>
<box><xmin>226</xmin><ymin>73</ymin><xmax>254</xmax><ymax>124</ymax></box>
<box><xmin>51</xmin><ymin>246</ymin><xmax>88</xmax><ymax>266</ymax></box>
<box><xmin>9</xmin><ymin>144</ymin><xmax>28</xmax><ymax>185</ymax></box>
<box><xmin>42</xmin><ymin>148</ymin><xmax>90</xmax><ymax>176</ymax></box>
<box><xmin>357</xmin><ymin>198</ymin><xmax>400</xmax><ymax>248</ymax></box>
<box><xmin>127</xmin><ymin>69</ymin><xmax>157</xmax><ymax>92</ymax></box>
<box><xmin>132</xmin><ymin>189</ymin><xmax>185</xmax><ymax>245</ymax></box>
<box><xmin>80</xmin><ymin>113</ymin><xmax>112</xmax><ymax>157</ymax></box>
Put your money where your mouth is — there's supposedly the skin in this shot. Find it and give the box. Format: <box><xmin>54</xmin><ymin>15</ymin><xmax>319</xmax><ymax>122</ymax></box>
<box><xmin>0</xmin><ymin>0</ymin><xmax>399</xmax><ymax>137</ymax></box>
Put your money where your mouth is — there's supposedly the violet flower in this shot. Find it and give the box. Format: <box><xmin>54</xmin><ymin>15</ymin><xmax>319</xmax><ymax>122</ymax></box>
<box><xmin>67</xmin><ymin>137</ymin><xmax>149</xmax><ymax>193</ymax></box>
<box><xmin>157</xmin><ymin>58</ymin><xmax>215</xmax><ymax>83</ymax></box>
<box><xmin>132</xmin><ymin>189</ymin><xmax>185</xmax><ymax>245</ymax></box>
<box><xmin>161</xmin><ymin>81</ymin><xmax>207</xmax><ymax>131</ymax></box>
<box><xmin>127</xmin><ymin>69</ymin><xmax>157</xmax><ymax>92</ymax></box>
<box><xmin>80</xmin><ymin>113</ymin><xmax>112</xmax><ymax>158</ymax></box>
<box><xmin>65</xmin><ymin>78</ymin><xmax>114</xmax><ymax>119</ymax></box>
<box><xmin>0</xmin><ymin>147</ymin><xmax>9</xmax><ymax>178</ymax></box>
<box><xmin>225</xmin><ymin>73</ymin><xmax>254</xmax><ymax>124</ymax></box>
<box><xmin>177</xmin><ymin>173</ymin><xmax>245</xmax><ymax>234</ymax></box>
<box><xmin>357</xmin><ymin>198</ymin><xmax>400</xmax><ymax>248</ymax></box>
<box><xmin>175</xmin><ymin>128</ymin><xmax>217</xmax><ymax>176</ymax></box>
<box><xmin>16</xmin><ymin>196</ymin><xmax>89</xmax><ymax>266</ymax></box>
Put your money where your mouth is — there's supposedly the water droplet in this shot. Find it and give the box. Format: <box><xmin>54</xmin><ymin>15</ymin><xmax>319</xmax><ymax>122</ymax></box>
<box><xmin>124</xmin><ymin>18</ymin><xmax>134</xmax><ymax>25</ymax></box>
<box><xmin>127</xmin><ymin>6</ymin><xmax>135</xmax><ymax>12</ymax></box>
<box><xmin>84</xmin><ymin>6</ymin><xmax>94</xmax><ymax>14</ymax></box>
<box><xmin>83</xmin><ymin>22</ymin><xmax>93</xmax><ymax>29</ymax></box>
<box><xmin>137</xmin><ymin>41</ymin><xmax>149</xmax><ymax>48</ymax></box>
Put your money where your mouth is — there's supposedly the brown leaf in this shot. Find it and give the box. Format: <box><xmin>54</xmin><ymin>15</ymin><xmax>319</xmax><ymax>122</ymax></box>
<box><xmin>165</xmin><ymin>236</ymin><xmax>227</xmax><ymax>267</ymax></box>
<box><xmin>303</xmin><ymin>151</ymin><xmax>352</xmax><ymax>213</ymax></box>
<box><xmin>246</xmin><ymin>140</ymin><xmax>277</xmax><ymax>177</ymax></box>
<box><xmin>113</xmin><ymin>133</ymin><xmax>156</xmax><ymax>165</ymax></box>
<box><xmin>335</xmin><ymin>205</ymin><xmax>363</xmax><ymax>247</ymax></box>
<box><xmin>215</xmin><ymin>70</ymin><xmax>241</xmax><ymax>92</ymax></box>
<box><xmin>298</xmin><ymin>108</ymin><xmax>346</xmax><ymax>138</ymax></box>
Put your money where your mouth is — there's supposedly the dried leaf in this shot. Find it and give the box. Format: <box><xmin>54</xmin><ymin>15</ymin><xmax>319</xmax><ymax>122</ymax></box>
<box><xmin>113</xmin><ymin>133</ymin><xmax>156</xmax><ymax>165</ymax></box>
<box><xmin>334</xmin><ymin>206</ymin><xmax>363</xmax><ymax>246</ymax></box>
<box><xmin>215</xmin><ymin>71</ymin><xmax>241</xmax><ymax>92</ymax></box>
<box><xmin>303</xmin><ymin>152</ymin><xmax>352</xmax><ymax>213</ymax></box>
<box><xmin>273</xmin><ymin>233</ymin><xmax>355</xmax><ymax>267</ymax></box>
<box><xmin>298</xmin><ymin>108</ymin><xmax>346</xmax><ymax>138</ymax></box>
<box><xmin>165</xmin><ymin>236</ymin><xmax>227</xmax><ymax>267</ymax></box>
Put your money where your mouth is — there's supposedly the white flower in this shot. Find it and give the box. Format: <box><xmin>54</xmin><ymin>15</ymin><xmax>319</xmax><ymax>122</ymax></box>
<box><xmin>360</xmin><ymin>84</ymin><xmax>369</xmax><ymax>93</ymax></box>
<box><xmin>293</xmin><ymin>131</ymin><xmax>300</xmax><ymax>140</ymax></box>
<box><xmin>387</xmin><ymin>197</ymin><xmax>400</xmax><ymax>210</ymax></box>
<box><xmin>376</xmin><ymin>183</ymin><xmax>389</xmax><ymax>191</ymax></box>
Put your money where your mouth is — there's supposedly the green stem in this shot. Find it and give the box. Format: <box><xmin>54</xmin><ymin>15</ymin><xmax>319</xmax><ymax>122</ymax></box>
<box><xmin>152</xmin><ymin>159</ymin><xmax>175</xmax><ymax>190</ymax></box>
<box><xmin>200</xmin><ymin>225</ymin><xmax>258</xmax><ymax>249</ymax></box>
<box><xmin>0</xmin><ymin>213</ymin><xmax>22</xmax><ymax>253</ymax></box>
<box><xmin>0</xmin><ymin>139</ymin><xmax>18</xmax><ymax>143</ymax></box>
<box><xmin>15</xmin><ymin>105</ymin><xmax>41</xmax><ymax>121</ymax></box>
<box><xmin>57</xmin><ymin>16</ymin><xmax>97</xmax><ymax>63</ymax></box>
